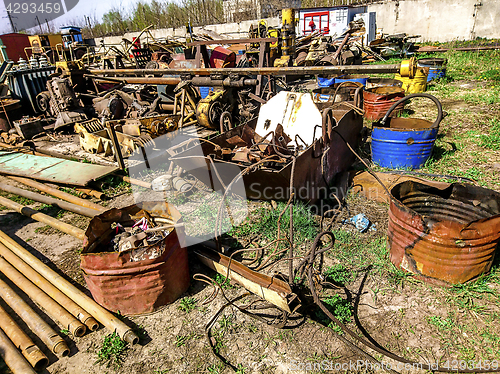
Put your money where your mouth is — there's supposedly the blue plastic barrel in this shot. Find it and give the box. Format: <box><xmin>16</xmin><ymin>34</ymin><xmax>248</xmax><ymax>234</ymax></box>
<box><xmin>372</xmin><ymin>127</ymin><xmax>439</xmax><ymax>169</ymax></box>
<box><xmin>418</xmin><ymin>58</ymin><xmax>447</xmax><ymax>82</ymax></box>
<box><xmin>371</xmin><ymin>93</ymin><xmax>443</xmax><ymax>169</ymax></box>
<box><xmin>317</xmin><ymin>77</ymin><xmax>336</xmax><ymax>87</ymax></box>
<box><xmin>335</xmin><ymin>74</ymin><xmax>369</xmax><ymax>86</ymax></box>
<box><xmin>199</xmin><ymin>86</ymin><xmax>213</xmax><ymax>98</ymax></box>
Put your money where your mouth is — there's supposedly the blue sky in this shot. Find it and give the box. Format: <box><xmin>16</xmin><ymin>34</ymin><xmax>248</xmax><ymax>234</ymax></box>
<box><xmin>0</xmin><ymin>0</ymin><xmax>141</xmax><ymax>34</ymax></box>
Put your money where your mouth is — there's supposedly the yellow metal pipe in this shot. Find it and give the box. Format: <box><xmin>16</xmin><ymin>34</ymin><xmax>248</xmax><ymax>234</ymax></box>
<box><xmin>8</xmin><ymin>176</ymin><xmax>106</xmax><ymax>212</ymax></box>
<box><xmin>0</xmin><ymin>230</ymin><xmax>139</xmax><ymax>345</ymax></box>
<box><xmin>0</xmin><ymin>327</ymin><xmax>37</xmax><ymax>374</ymax></box>
<box><xmin>0</xmin><ymin>256</ymin><xmax>86</xmax><ymax>337</ymax></box>
<box><xmin>0</xmin><ymin>242</ymin><xmax>98</xmax><ymax>331</ymax></box>
<box><xmin>0</xmin><ymin>195</ymin><xmax>85</xmax><ymax>240</ymax></box>
<box><xmin>0</xmin><ymin>303</ymin><xmax>48</xmax><ymax>371</ymax></box>
<box><xmin>0</xmin><ymin>278</ymin><xmax>69</xmax><ymax>356</ymax></box>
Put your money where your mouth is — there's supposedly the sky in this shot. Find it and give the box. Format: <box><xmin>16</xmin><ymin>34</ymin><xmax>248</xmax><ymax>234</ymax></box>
<box><xmin>0</xmin><ymin>0</ymin><xmax>141</xmax><ymax>34</ymax></box>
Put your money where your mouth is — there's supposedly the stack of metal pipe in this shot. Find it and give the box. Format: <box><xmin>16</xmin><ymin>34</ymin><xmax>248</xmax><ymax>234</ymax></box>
<box><xmin>0</xmin><ymin>176</ymin><xmax>139</xmax><ymax>373</ymax></box>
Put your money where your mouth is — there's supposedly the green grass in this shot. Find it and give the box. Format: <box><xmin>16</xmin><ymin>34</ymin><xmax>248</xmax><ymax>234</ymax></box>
<box><xmin>480</xmin><ymin>119</ymin><xmax>500</xmax><ymax>150</ymax></box>
<box><xmin>315</xmin><ymin>294</ymin><xmax>353</xmax><ymax>334</ymax></box>
<box><xmin>96</xmin><ymin>332</ymin><xmax>128</xmax><ymax>370</ymax></box>
<box><xmin>323</xmin><ymin>264</ymin><xmax>354</xmax><ymax>285</ymax></box>
<box><xmin>178</xmin><ymin>297</ymin><xmax>197</xmax><ymax>313</ymax></box>
<box><xmin>230</xmin><ymin>201</ymin><xmax>318</xmax><ymax>246</ymax></box>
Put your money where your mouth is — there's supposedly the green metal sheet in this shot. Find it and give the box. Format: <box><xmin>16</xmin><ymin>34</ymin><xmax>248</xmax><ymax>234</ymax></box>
<box><xmin>0</xmin><ymin>152</ymin><xmax>118</xmax><ymax>186</ymax></box>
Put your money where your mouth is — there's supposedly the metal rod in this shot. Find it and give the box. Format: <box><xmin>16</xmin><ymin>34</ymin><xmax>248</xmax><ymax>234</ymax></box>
<box><xmin>74</xmin><ymin>187</ymin><xmax>106</xmax><ymax>201</ymax></box>
<box><xmin>105</xmin><ymin>121</ymin><xmax>126</xmax><ymax>170</ymax></box>
<box><xmin>0</xmin><ymin>195</ymin><xmax>85</xmax><ymax>240</ymax></box>
<box><xmin>0</xmin><ymin>278</ymin><xmax>69</xmax><ymax>356</ymax></box>
<box><xmin>186</xmin><ymin>37</ymin><xmax>277</xmax><ymax>46</ymax></box>
<box><xmin>179</xmin><ymin>89</ymin><xmax>186</xmax><ymax>128</ymax></box>
<box><xmin>0</xmin><ymin>303</ymin><xmax>48</xmax><ymax>371</ymax></box>
<box><xmin>119</xmin><ymin>175</ymin><xmax>151</xmax><ymax>189</ymax></box>
<box><xmin>0</xmin><ymin>256</ymin><xmax>86</xmax><ymax>337</ymax></box>
<box><xmin>89</xmin><ymin>64</ymin><xmax>401</xmax><ymax>77</ymax></box>
<box><xmin>0</xmin><ymin>230</ymin><xmax>139</xmax><ymax>345</ymax></box>
<box><xmin>0</xmin><ymin>327</ymin><xmax>38</xmax><ymax>374</ymax></box>
<box><xmin>0</xmin><ymin>182</ymin><xmax>99</xmax><ymax>218</ymax></box>
<box><xmin>0</xmin><ymin>242</ymin><xmax>98</xmax><ymax>331</ymax></box>
<box><xmin>8</xmin><ymin>176</ymin><xmax>106</xmax><ymax>212</ymax></box>
<box><xmin>88</xmin><ymin>75</ymin><xmax>182</xmax><ymax>85</ymax></box>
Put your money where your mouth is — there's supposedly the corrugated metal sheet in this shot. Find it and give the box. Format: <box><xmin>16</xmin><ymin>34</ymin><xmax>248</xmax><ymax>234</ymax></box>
<box><xmin>0</xmin><ymin>152</ymin><xmax>117</xmax><ymax>186</ymax></box>
<box><xmin>388</xmin><ymin>180</ymin><xmax>500</xmax><ymax>285</ymax></box>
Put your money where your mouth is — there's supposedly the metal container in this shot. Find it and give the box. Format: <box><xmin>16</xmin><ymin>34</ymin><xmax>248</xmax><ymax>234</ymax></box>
<box><xmin>209</xmin><ymin>46</ymin><xmax>236</xmax><ymax>69</ymax></box>
<box><xmin>365</xmin><ymin>78</ymin><xmax>403</xmax><ymax>90</ymax></box>
<box><xmin>7</xmin><ymin>64</ymin><xmax>56</xmax><ymax>113</ymax></box>
<box><xmin>395</xmin><ymin>66</ymin><xmax>429</xmax><ymax>93</ymax></box>
<box><xmin>371</xmin><ymin>93</ymin><xmax>442</xmax><ymax>169</ymax></box>
<box><xmin>312</xmin><ymin>82</ymin><xmax>363</xmax><ymax>106</ymax></box>
<box><xmin>0</xmin><ymin>98</ymin><xmax>22</xmax><ymax>131</ymax></box>
<box><xmin>169</xmin><ymin>105</ymin><xmax>362</xmax><ymax>204</ymax></box>
<box><xmin>418</xmin><ymin>58</ymin><xmax>447</xmax><ymax>82</ymax></box>
<box><xmin>388</xmin><ymin>180</ymin><xmax>500</xmax><ymax>285</ymax></box>
<box><xmin>363</xmin><ymin>86</ymin><xmax>405</xmax><ymax>121</ymax></box>
<box><xmin>81</xmin><ymin>201</ymin><xmax>189</xmax><ymax>315</ymax></box>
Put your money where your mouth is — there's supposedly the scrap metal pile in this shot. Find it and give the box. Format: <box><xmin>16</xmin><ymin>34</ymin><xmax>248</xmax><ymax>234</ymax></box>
<box><xmin>0</xmin><ymin>12</ymin><xmax>499</xmax><ymax>374</ymax></box>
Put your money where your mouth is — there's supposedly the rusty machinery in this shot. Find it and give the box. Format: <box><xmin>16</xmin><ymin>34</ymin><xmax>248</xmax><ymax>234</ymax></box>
<box><xmin>36</xmin><ymin>77</ymin><xmax>88</xmax><ymax>129</ymax></box>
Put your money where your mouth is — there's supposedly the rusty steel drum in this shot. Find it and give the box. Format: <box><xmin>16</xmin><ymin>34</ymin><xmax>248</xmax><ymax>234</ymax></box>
<box><xmin>81</xmin><ymin>201</ymin><xmax>189</xmax><ymax>315</ymax></box>
<box><xmin>363</xmin><ymin>86</ymin><xmax>405</xmax><ymax>121</ymax></box>
<box><xmin>388</xmin><ymin>180</ymin><xmax>500</xmax><ymax>285</ymax></box>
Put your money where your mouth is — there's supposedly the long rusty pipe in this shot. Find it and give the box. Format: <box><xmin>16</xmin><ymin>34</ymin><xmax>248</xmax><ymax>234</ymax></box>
<box><xmin>0</xmin><ymin>242</ymin><xmax>98</xmax><ymax>331</ymax></box>
<box><xmin>8</xmin><ymin>176</ymin><xmax>106</xmax><ymax>212</ymax></box>
<box><xmin>0</xmin><ymin>327</ymin><xmax>38</xmax><ymax>374</ymax></box>
<box><xmin>0</xmin><ymin>255</ymin><xmax>86</xmax><ymax>337</ymax></box>
<box><xmin>0</xmin><ymin>303</ymin><xmax>48</xmax><ymax>371</ymax></box>
<box><xmin>89</xmin><ymin>64</ymin><xmax>401</xmax><ymax>77</ymax></box>
<box><xmin>0</xmin><ymin>230</ymin><xmax>139</xmax><ymax>344</ymax></box>
<box><xmin>0</xmin><ymin>278</ymin><xmax>69</xmax><ymax>356</ymax></box>
<box><xmin>0</xmin><ymin>182</ymin><xmax>100</xmax><ymax>218</ymax></box>
<box><xmin>0</xmin><ymin>195</ymin><xmax>85</xmax><ymax>240</ymax></box>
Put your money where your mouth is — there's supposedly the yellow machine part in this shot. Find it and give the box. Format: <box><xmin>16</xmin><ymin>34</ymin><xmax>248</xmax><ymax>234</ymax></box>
<box><xmin>399</xmin><ymin>57</ymin><xmax>417</xmax><ymax>79</ymax></box>
<box><xmin>395</xmin><ymin>67</ymin><xmax>429</xmax><ymax>94</ymax></box>
<box><xmin>47</xmin><ymin>34</ymin><xmax>63</xmax><ymax>47</ymax></box>
<box><xmin>196</xmin><ymin>90</ymin><xmax>226</xmax><ymax>129</ymax></box>
<box><xmin>282</xmin><ymin>8</ymin><xmax>295</xmax><ymax>26</ymax></box>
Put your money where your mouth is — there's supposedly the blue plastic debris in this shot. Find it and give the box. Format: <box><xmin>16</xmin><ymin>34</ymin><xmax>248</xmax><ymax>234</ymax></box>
<box><xmin>342</xmin><ymin>213</ymin><xmax>376</xmax><ymax>233</ymax></box>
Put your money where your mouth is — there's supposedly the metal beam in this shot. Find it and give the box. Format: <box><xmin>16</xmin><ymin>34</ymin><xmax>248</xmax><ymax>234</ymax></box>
<box><xmin>89</xmin><ymin>64</ymin><xmax>401</xmax><ymax>77</ymax></box>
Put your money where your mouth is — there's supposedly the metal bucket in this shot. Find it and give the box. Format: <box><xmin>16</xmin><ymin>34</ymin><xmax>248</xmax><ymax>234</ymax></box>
<box><xmin>363</xmin><ymin>86</ymin><xmax>405</xmax><ymax>121</ymax></box>
<box><xmin>418</xmin><ymin>58</ymin><xmax>447</xmax><ymax>82</ymax></box>
<box><xmin>365</xmin><ymin>78</ymin><xmax>403</xmax><ymax>90</ymax></box>
<box><xmin>371</xmin><ymin>93</ymin><xmax>443</xmax><ymax>169</ymax></box>
<box><xmin>388</xmin><ymin>180</ymin><xmax>500</xmax><ymax>285</ymax></box>
<box><xmin>394</xmin><ymin>67</ymin><xmax>429</xmax><ymax>93</ymax></box>
<box><xmin>81</xmin><ymin>201</ymin><xmax>189</xmax><ymax>315</ymax></box>
<box><xmin>312</xmin><ymin>82</ymin><xmax>363</xmax><ymax>107</ymax></box>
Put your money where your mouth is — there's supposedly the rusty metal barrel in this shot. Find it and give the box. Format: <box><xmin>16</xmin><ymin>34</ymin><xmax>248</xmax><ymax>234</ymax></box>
<box><xmin>363</xmin><ymin>86</ymin><xmax>405</xmax><ymax>121</ymax></box>
<box><xmin>80</xmin><ymin>201</ymin><xmax>190</xmax><ymax>315</ymax></box>
<box><xmin>388</xmin><ymin>180</ymin><xmax>500</xmax><ymax>285</ymax></box>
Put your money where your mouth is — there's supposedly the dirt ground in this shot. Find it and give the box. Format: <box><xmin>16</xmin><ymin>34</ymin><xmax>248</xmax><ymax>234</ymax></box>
<box><xmin>1</xmin><ymin>55</ymin><xmax>500</xmax><ymax>373</ymax></box>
